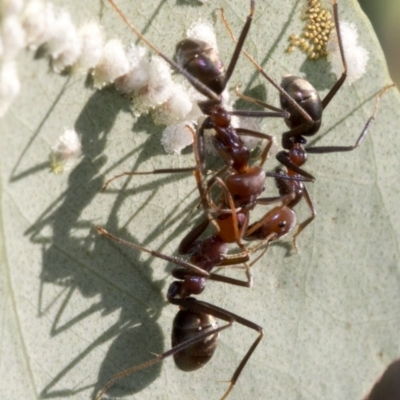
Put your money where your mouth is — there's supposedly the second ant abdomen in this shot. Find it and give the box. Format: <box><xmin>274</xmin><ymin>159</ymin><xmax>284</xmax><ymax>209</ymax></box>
<box><xmin>280</xmin><ymin>75</ymin><xmax>322</xmax><ymax>137</ymax></box>
<box><xmin>172</xmin><ymin>309</ymin><xmax>219</xmax><ymax>372</ymax></box>
<box><xmin>175</xmin><ymin>38</ymin><xmax>225</xmax><ymax>95</ymax></box>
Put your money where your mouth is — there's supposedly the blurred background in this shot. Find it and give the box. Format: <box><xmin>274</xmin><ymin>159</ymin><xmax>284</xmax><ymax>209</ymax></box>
<box><xmin>358</xmin><ymin>0</ymin><xmax>400</xmax><ymax>86</ymax></box>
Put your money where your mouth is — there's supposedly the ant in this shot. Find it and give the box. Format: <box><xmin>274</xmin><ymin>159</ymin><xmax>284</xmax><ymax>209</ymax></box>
<box><xmin>220</xmin><ymin>0</ymin><xmax>395</xmax><ymax>249</ymax></box>
<box><xmin>95</xmin><ymin>127</ymin><xmax>299</xmax><ymax>397</ymax></box>
<box><xmin>103</xmin><ymin>0</ymin><xmax>311</xmax><ymax>255</ymax></box>
<box><xmin>95</xmin><ymin>199</ymin><xmax>265</xmax><ymax>400</ymax></box>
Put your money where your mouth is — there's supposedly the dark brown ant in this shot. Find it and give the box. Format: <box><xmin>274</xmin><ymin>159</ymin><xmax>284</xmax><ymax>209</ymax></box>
<box><xmin>220</xmin><ymin>0</ymin><xmax>395</xmax><ymax>248</ymax></box>
<box><xmin>241</xmin><ymin>83</ymin><xmax>395</xmax><ymax>251</ymax></box>
<box><xmin>94</xmin><ymin>221</ymin><xmax>263</xmax><ymax>400</ymax></box>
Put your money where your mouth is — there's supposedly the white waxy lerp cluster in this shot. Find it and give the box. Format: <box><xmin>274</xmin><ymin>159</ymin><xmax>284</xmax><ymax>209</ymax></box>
<box><xmin>0</xmin><ymin>0</ymin><xmax>25</xmax><ymax>116</ymax></box>
<box><xmin>49</xmin><ymin>128</ymin><xmax>82</xmax><ymax>173</ymax></box>
<box><xmin>327</xmin><ymin>21</ymin><xmax>369</xmax><ymax>85</ymax></box>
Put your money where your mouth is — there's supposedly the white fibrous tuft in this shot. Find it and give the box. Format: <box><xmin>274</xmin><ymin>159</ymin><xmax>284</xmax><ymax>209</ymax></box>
<box><xmin>132</xmin><ymin>55</ymin><xmax>174</xmax><ymax>114</ymax></box>
<box><xmin>22</xmin><ymin>1</ymin><xmax>56</xmax><ymax>50</ymax></box>
<box><xmin>49</xmin><ymin>128</ymin><xmax>82</xmax><ymax>173</ymax></box>
<box><xmin>73</xmin><ymin>21</ymin><xmax>104</xmax><ymax>73</ymax></box>
<box><xmin>236</xmin><ymin>116</ymin><xmax>265</xmax><ymax>150</ymax></box>
<box><xmin>2</xmin><ymin>0</ymin><xmax>23</xmax><ymax>16</ymax></box>
<box><xmin>46</xmin><ymin>10</ymin><xmax>81</xmax><ymax>72</ymax></box>
<box><xmin>153</xmin><ymin>82</ymin><xmax>194</xmax><ymax>125</ymax></box>
<box><xmin>181</xmin><ymin>85</ymin><xmax>205</xmax><ymax>121</ymax></box>
<box><xmin>186</xmin><ymin>21</ymin><xmax>218</xmax><ymax>50</ymax></box>
<box><xmin>327</xmin><ymin>21</ymin><xmax>369</xmax><ymax>85</ymax></box>
<box><xmin>92</xmin><ymin>39</ymin><xmax>130</xmax><ymax>88</ymax></box>
<box><xmin>1</xmin><ymin>15</ymin><xmax>26</xmax><ymax>60</ymax></box>
<box><xmin>114</xmin><ymin>44</ymin><xmax>149</xmax><ymax>94</ymax></box>
<box><xmin>0</xmin><ymin>61</ymin><xmax>20</xmax><ymax>117</ymax></box>
<box><xmin>161</xmin><ymin>122</ymin><xmax>195</xmax><ymax>154</ymax></box>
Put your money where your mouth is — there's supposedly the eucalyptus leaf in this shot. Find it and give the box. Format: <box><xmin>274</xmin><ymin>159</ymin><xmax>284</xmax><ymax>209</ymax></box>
<box><xmin>1</xmin><ymin>0</ymin><xmax>400</xmax><ymax>399</ymax></box>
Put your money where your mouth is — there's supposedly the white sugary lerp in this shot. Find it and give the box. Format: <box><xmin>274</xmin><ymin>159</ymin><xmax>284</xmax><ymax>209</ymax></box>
<box><xmin>132</xmin><ymin>55</ymin><xmax>174</xmax><ymax>114</ymax></box>
<box><xmin>22</xmin><ymin>1</ymin><xmax>56</xmax><ymax>50</ymax></box>
<box><xmin>73</xmin><ymin>21</ymin><xmax>104</xmax><ymax>73</ymax></box>
<box><xmin>161</xmin><ymin>122</ymin><xmax>195</xmax><ymax>154</ymax></box>
<box><xmin>153</xmin><ymin>82</ymin><xmax>194</xmax><ymax>125</ymax></box>
<box><xmin>186</xmin><ymin>21</ymin><xmax>218</xmax><ymax>50</ymax></box>
<box><xmin>114</xmin><ymin>44</ymin><xmax>149</xmax><ymax>94</ymax></box>
<box><xmin>327</xmin><ymin>21</ymin><xmax>369</xmax><ymax>85</ymax></box>
<box><xmin>47</xmin><ymin>10</ymin><xmax>81</xmax><ymax>72</ymax></box>
<box><xmin>92</xmin><ymin>39</ymin><xmax>130</xmax><ymax>88</ymax></box>
<box><xmin>1</xmin><ymin>14</ymin><xmax>26</xmax><ymax>60</ymax></box>
<box><xmin>49</xmin><ymin>128</ymin><xmax>82</xmax><ymax>173</ymax></box>
<box><xmin>2</xmin><ymin>0</ymin><xmax>24</xmax><ymax>17</ymax></box>
<box><xmin>0</xmin><ymin>61</ymin><xmax>20</xmax><ymax>117</ymax></box>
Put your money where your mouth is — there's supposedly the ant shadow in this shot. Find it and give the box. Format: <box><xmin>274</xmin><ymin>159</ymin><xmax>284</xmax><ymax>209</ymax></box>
<box><xmin>17</xmin><ymin>83</ymin><xmax>201</xmax><ymax>399</ymax></box>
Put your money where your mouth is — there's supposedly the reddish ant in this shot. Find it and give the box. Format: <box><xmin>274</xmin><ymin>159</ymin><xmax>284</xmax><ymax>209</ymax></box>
<box><xmin>220</xmin><ymin>0</ymin><xmax>395</xmax><ymax>249</ymax></box>
<box><xmin>103</xmin><ymin>0</ymin><xmax>310</xmax><ymax>254</ymax></box>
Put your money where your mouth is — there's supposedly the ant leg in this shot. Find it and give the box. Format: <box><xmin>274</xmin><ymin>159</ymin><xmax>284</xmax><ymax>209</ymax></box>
<box><xmin>223</xmin><ymin>0</ymin><xmax>255</xmax><ymax>86</ymax></box>
<box><xmin>292</xmin><ymin>184</ymin><xmax>316</xmax><ymax>252</ymax></box>
<box><xmin>307</xmin><ymin>84</ymin><xmax>395</xmax><ymax>154</ymax></box>
<box><xmin>229</xmin><ymin>109</ymin><xmax>288</xmax><ymax>118</ymax></box>
<box><xmin>96</xmin><ymin>226</ymin><xmax>210</xmax><ymax>278</ymax></box>
<box><xmin>235</xmin><ymin>128</ymin><xmax>274</xmax><ymax>167</ymax></box>
<box><xmin>102</xmin><ymin>125</ymin><xmax>203</xmax><ymax>191</ymax></box>
<box><xmin>321</xmin><ymin>0</ymin><xmax>347</xmax><ymax>109</ymax></box>
<box><xmin>234</xmin><ymin>85</ymin><xmax>287</xmax><ymax>114</ymax></box>
<box><xmin>212</xmin><ymin>265</ymin><xmax>254</xmax><ymax>289</ymax></box>
<box><xmin>212</xmin><ymin>177</ymin><xmax>250</xmax><ymax>248</ymax></box>
<box><xmin>276</xmin><ymin>150</ymin><xmax>315</xmax><ymax>180</ymax></box>
<box><xmin>97</xmin><ymin>226</ymin><xmax>253</xmax><ymax>288</ymax></box>
<box><xmin>219</xmin><ymin>6</ymin><xmax>312</xmax><ymax>125</ymax></box>
<box><xmin>246</xmin><ymin>235</ymin><xmax>274</xmax><ymax>268</ymax></box>
<box><xmin>102</xmin><ymin>166</ymin><xmax>197</xmax><ymax>191</ymax></box>
<box><xmin>197</xmin><ymin>117</ymin><xmax>215</xmax><ymax>168</ymax></box>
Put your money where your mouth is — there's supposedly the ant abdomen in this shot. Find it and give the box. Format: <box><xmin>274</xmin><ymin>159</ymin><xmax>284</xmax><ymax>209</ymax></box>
<box><xmin>280</xmin><ymin>75</ymin><xmax>322</xmax><ymax>137</ymax></box>
<box><xmin>225</xmin><ymin>166</ymin><xmax>266</xmax><ymax>208</ymax></box>
<box><xmin>175</xmin><ymin>38</ymin><xmax>225</xmax><ymax>95</ymax></box>
<box><xmin>172</xmin><ymin>309</ymin><xmax>219</xmax><ymax>372</ymax></box>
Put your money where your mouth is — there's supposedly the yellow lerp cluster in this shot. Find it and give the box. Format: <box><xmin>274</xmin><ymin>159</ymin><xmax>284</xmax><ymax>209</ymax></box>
<box><xmin>286</xmin><ymin>0</ymin><xmax>335</xmax><ymax>59</ymax></box>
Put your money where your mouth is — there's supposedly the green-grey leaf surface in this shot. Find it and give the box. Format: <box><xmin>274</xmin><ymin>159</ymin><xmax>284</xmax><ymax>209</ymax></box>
<box><xmin>1</xmin><ymin>0</ymin><xmax>400</xmax><ymax>399</ymax></box>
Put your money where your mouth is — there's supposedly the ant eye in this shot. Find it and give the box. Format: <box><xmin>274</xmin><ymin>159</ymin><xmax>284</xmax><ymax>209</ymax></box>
<box><xmin>278</xmin><ymin>221</ymin><xmax>287</xmax><ymax>228</ymax></box>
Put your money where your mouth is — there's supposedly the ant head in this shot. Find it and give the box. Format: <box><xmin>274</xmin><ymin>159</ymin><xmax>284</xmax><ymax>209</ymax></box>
<box><xmin>175</xmin><ymin>38</ymin><xmax>225</xmax><ymax>96</ymax></box>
